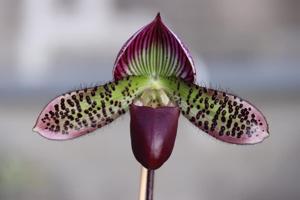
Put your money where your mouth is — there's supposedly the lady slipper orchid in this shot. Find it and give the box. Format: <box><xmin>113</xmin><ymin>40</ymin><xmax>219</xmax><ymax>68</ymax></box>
<box><xmin>34</xmin><ymin>13</ymin><xmax>269</xmax><ymax>171</ymax></box>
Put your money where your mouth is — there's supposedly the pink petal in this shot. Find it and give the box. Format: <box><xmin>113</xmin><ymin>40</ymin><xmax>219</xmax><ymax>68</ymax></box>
<box><xmin>33</xmin><ymin>76</ymin><xmax>151</xmax><ymax>140</ymax></box>
<box><xmin>113</xmin><ymin>13</ymin><xmax>196</xmax><ymax>83</ymax></box>
<box><xmin>160</xmin><ymin>77</ymin><xmax>269</xmax><ymax>144</ymax></box>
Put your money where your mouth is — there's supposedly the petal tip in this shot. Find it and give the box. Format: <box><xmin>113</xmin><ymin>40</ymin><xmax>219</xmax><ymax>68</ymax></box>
<box><xmin>155</xmin><ymin>12</ymin><xmax>161</xmax><ymax>21</ymax></box>
<box><xmin>260</xmin><ymin>129</ymin><xmax>270</xmax><ymax>141</ymax></box>
<box><xmin>32</xmin><ymin>125</ymin><xmax>39</xmax><ymax>133</ymax></box>
<box><xmin>246</xmin><ymin>132</ymin><xmax>269</xmax><ymax>145</ymax></box>
<box><xmin>32</xmin><ymin>125</ymin><xmax>57</xmax><ymax>140</ymax></box>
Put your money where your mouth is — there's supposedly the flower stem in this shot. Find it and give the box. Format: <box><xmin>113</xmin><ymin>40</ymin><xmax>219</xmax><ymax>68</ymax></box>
<box><xmin>139</xmin><ymin>166</ymin><xmax>155</xmax><ymax>200</ymax></box>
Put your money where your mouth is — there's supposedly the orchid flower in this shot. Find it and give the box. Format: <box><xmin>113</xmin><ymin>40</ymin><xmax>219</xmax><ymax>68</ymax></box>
<box><xmin>34</xmin><ymin>13</ymin><xmax>269</xmax><ymax>171</ymax></box>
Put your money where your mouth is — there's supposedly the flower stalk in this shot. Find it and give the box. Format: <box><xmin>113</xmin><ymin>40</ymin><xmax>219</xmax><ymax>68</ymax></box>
<box><xmin>139</xmin><ymin>167</ymin><xmax>155</xmax><ymax>200</ymax></box>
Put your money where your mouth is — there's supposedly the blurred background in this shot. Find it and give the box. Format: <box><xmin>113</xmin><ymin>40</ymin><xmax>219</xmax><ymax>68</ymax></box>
<box><xmin>0</xmin><ymin>0</ymin><xmax>300</xmax><ymax>199</ymax></box>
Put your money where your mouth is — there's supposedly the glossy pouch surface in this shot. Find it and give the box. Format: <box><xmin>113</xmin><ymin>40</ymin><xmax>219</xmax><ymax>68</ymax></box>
<box><xmin>130</xmin><ymin>104</ymin><xmax>180</xmax><ymax>169</ymax></box>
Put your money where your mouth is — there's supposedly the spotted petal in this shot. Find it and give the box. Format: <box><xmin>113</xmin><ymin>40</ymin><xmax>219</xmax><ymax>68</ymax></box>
<box><xmin>160</xmin><ymin>77</ymin><xmax>269</xmax><ymax>144</ymax></box>
<box><xmin>113</xmin><ymin>13</ymin><xmax>196</xmax><ymax>83</ymax></box>
<box><xmin>33</xmin><ymin>76</ymin><xmax>150</xmax><ymax>140</ymax></box>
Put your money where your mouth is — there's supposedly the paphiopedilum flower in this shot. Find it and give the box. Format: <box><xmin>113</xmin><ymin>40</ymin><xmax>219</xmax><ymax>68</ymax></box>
<box><xmin>34</xmin><ymin>13</ymin><xmax>269</xmax><ymax>170</ymax></box>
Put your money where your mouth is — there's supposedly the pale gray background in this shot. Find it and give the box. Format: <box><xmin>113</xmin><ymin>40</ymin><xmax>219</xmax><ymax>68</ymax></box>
<box><xmin>0</xmin><ymin>0</ymin><xmax>300</xmax><ymax>199</ymax></box>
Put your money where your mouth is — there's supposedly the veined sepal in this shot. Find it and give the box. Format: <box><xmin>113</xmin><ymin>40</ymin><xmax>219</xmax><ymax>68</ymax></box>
<box><xmin>113</xmin><ymin>13</ymin><xmax>196</xmax><ymax>83</ymax></box>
